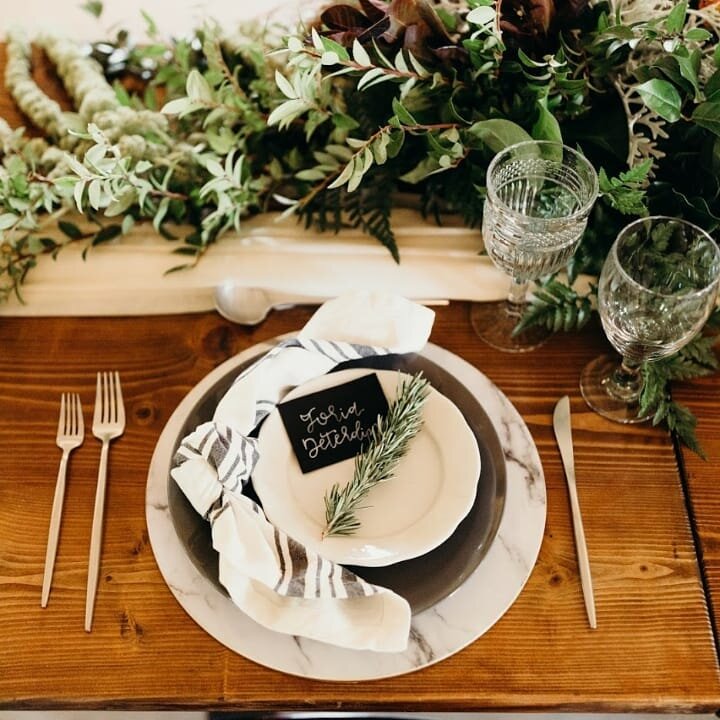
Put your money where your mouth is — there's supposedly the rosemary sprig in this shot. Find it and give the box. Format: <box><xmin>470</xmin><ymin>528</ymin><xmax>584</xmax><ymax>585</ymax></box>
<box><xmin>322</xmin><ymin>372</ymin><xmax>430</xmax><ymax>538</ymax></box>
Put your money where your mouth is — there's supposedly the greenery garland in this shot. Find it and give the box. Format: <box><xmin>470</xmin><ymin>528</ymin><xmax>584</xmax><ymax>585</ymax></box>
<box><xmin>1</xmin><ymin>0</ymin><xmax>719</xmax><ymax>453</ymax></box>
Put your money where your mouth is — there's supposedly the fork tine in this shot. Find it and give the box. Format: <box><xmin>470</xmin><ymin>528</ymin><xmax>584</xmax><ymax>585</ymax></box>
<box><xmin>74</xmin><ymin>394</ymin><xmax>84</xmax><ymax>437</ymax></box>
<box><xmin>93</xmin><ymin>373</ymin><xmax>102</xmax><ymax>426</ymax></box>
<box><xmin>57</xmin><ymin>393</ymin><xmax>67</xmax><ymax>438</ymax></box>
<box><xmin>114</xmin><ymin>372</ymin><xmax>125</xmax><ymax>425</ymax></box>
<box><xmin>68</xmin><ymin>394</ymin><xmax>75</xmax><ymax>435</ymax></box>
<box><xmin>102</xmin><ymin>372</ymin><xmax>109</xmax><ymax>424</ymax></box>
<box><xmin>57</xmin><ymin>394</ymin><xmax>66</xmax><ymax>437</ymax></box>
<box><xmin>109</xmin><ymin>372</ymin><xmax>116</xmax><ymax>423</ymax></box>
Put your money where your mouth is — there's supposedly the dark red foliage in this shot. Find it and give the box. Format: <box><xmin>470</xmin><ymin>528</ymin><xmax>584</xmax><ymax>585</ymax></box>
<box><xmin>499</xmin><ymin>0</ymin><xmax>591</xmax><ymax>54</ymax></box>
<box><xmin>318</xmin><ymin>0</ymin><xmax>454</xmax><ymax>62</ymax></box>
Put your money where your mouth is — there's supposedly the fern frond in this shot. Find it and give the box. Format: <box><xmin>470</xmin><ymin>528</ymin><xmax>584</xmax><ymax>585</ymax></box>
<box><xmin>514</xmin><ymin>277</ymin><xmax>594</xmax><ymax>335</ymax></box>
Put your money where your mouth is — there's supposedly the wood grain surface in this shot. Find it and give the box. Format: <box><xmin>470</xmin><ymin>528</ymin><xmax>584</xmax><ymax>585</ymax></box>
<box><xmin>0</xmin><ymin>307</ymin><xmax>718</xmax><ymax>712</ymax></box>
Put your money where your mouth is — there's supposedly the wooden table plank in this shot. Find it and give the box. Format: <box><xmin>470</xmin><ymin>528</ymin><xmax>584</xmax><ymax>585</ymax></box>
<box><xmin>0</xmin><ymin>305</ymin><xmax>718</xmax><ymax>711</ymax></box>
<box><xmin>675</xmin><ymin>371</ymin><xmax>720</xmax><ymax>665</ymax></box>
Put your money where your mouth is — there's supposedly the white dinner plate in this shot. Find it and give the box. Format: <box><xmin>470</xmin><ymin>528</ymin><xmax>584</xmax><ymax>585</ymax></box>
<box><xmin>252</xmin><ymin>368</ymin><xmax>481</xmax><ymax>567</ymax></box>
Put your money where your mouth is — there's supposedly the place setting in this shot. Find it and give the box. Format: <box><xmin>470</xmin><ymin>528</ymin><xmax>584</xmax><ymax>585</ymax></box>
<box><xmin>145</xmin><ymin>291</ymin><xmax>547</xmax><ymax>680</ymax></box>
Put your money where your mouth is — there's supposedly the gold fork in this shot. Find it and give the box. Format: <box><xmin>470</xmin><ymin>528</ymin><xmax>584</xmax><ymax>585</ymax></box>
<box><xmin>41</xmin><ymin>393</ymin><xmax>84</xmax><ymax>608</ymax></box>
<box><xmin>85</xmin><ymin>372</ymin><xmax>125</xmax><ymax>632</ymax></box>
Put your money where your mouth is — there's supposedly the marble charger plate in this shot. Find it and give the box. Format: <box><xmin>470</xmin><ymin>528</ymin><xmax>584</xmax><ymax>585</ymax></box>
<box><xmin>146</xmin><ymin>339</ymin><xmax>546</xmax><ymax>681</ymax></box>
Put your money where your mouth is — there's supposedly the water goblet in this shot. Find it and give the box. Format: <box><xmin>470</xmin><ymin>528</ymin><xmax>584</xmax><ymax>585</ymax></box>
<box><xmin>580</xmin><ymin>216</ymin><xmax>720</xmax><ymax>423</ymax></box>
<box><xmin>470</xmin><ymin>140</ymin><xmax>599</xmax><ymax>352</ymax></box>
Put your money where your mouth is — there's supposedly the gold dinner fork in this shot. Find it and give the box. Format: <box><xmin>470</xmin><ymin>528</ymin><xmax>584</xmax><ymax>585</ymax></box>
<box><xmin>41</xmin><ymin>393</ymin><xmax>84</xmax><ymax>608</ymax></box>
<box><xmin>85</xmin><ymin>371</ymin><xmax>125</xmax><ymax>632</ymax></box>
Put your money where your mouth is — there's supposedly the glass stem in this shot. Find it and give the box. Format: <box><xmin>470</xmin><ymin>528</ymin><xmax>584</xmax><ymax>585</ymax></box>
<box><xmin>505</xmin><ymin>277</ymin><xmax>529</xmax><ymax>319</ymax></box>
<box><xmin>604</xmin><ymin>358</ymin><xmax>643</xmax><ymax>403</ymax></box>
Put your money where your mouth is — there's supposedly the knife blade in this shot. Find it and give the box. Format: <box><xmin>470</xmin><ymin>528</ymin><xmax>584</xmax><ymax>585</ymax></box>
<box><xmin>553</xmin><ymin>395</ymin><xmax>597</xmax><ymax>629</ymax></box>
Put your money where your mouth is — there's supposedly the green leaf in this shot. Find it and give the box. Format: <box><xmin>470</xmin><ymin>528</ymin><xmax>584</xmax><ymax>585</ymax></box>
<box><xmin>319</xmin><ymin>36</ymin><xmax>350</xmax><ymax>62</ymax></box>
<box><xmin>532</xmin><ymin>102</ymin><xmax>562</xmax><ymax>143</ymax></box>
<box><xmin>674</xmin><ymin>48</ymin><xmax>701</xmax><ymax>98</ymax></box>
<box><xmin>692</xmin><ymin>101</ymin><xmax>720</xmax><ymax>137</ymax></box>
<box><xmin>0</xmin><ymin>213</ymin><xmax>19</xmax><ymax>230</ymax></box>
<box><xmin>706</xmin><ymin>71</ymin><xmax>720</xmax><ymax>102</ymax></box>
<box><xmin>466</xmin><ymin>5</ymin><xmax>495</xmax><ymax>27</ymax></box>
<box><xmin>141</xmin><ymin>9</ymin><xmax>158</xmax><ymax>37</ymax></box>
<box><xmin>636</xmin><ymin>79</ymin><xmax>682</xmax><ymax>122</ymax></box>
<box><xmin>386</xmin><ymin>128</ymin><xmax>405</xmax><ymax>158</ymax></box>
<box><xmin>185</xmin><ymin>69</ymin><xmax>213</xmax><ymax>103</ymax></box>
<box><xmin>391</xmin><ymin>98</ymin><xmax>417</xmax><ymax>126</ymax></box>
<box><xmin>685</xmin><ymin>28</ymin><xmax>711</xmax><ymax>43</ymax></box>
<box><xmin>351</xmin><ymin>38</ymin><xmax>371</xmax><ymax>66</ymax></box>
<box><xmin>332</xmin><ymin>112</ymin><xmax>360</xmax><ymax>130</ymax></box>
<box><xmin>274</xmin><ymin>70</ymin><xmax>296</xmax><ymax>100</ymax></box>
<box><xmin>399</xmin><ymin>156</ymin><xmax>444</xmax><ymax>184</ymax></box>
<box><xmin>58</xmin><ymin>220</ymin><xmax>84</xmax><ymax>240</ymax></box>
<box><xmin>467</xmin><ymin>119</ymin><xmax>533</xmax><ymax>152</ymax></box>
<box><xmin>80</xmin><ymin>0</ymin><xmax>103</xmax><ymax>17</ymax></box>
<box><xmin>93</xmin><ymin>224</ymin><xmax>122</xmax><ymax>245</ymax></box>
<box><xmin>664</xmin><ymin>1</ymin><xmax>687</xmax><ymax>34</ymax></box>
<box><xmin>112</xmin><ymin>79</ymin><xmax>131</xmax><ymax>106</ymax></box>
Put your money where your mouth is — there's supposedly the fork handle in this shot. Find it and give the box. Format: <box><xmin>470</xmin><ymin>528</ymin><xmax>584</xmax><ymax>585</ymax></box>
<box><xmin>41</xmin><ymin>449</ymin><xmax>70</xmax><ymax>608</ymax></box>
<box><xmin>85</xmin><ymin>439</ymin><xmax>109</xmax><ymax>632</ymax></box>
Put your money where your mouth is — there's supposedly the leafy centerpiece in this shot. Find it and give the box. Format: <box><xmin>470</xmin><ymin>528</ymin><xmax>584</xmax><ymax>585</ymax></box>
<box><xmin>1</xmin><ymin>0</ymin><xmax>719</xmax><ymax>452</ymax></box>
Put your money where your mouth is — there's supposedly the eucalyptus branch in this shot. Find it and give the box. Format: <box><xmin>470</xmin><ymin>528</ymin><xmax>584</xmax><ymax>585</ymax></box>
<box><xmin>323</xmin><ymin>373</ymin><xmax>430</xmax><ymax>538</ymax></box>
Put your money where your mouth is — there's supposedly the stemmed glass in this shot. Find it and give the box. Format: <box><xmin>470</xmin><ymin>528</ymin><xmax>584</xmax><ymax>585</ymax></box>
<box><xmin>470</xmin><ymin>141</ymin><xmax>599</xmax><ymax>352</ymax></box>
<box><xmin>581</xmin><ymin>216</ymin><xmax>720</xmax><ymax>423</ymax></box>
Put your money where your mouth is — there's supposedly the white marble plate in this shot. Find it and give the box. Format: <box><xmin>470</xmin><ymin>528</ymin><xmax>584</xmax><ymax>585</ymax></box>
<box><xmin>253</xmin><ymin>368</ymin><xmax>481</xmax><ymax>567</ymax></box>
<box><xmin>146</xmin><ymin>339</ymin><xmax>546</xmax><ymax>681</ymax></box>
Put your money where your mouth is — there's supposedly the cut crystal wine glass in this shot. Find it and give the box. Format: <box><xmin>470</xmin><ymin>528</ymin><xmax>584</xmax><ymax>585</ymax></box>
<box><xmin>470</xmin><ymin>140</ymin><xmax>598</xmax><ymax>352</ymax></box>
<box><xmin>580</xmin><ymin>216</ymin><xmax>720</xmax><ymax>423</ymax></box>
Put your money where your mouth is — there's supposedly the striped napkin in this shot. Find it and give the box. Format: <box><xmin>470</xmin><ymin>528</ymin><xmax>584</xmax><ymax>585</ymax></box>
<box><xmin>171</xmin><ymin>293</ymin><xmax>435</xmax><ymax>652</ymax></box>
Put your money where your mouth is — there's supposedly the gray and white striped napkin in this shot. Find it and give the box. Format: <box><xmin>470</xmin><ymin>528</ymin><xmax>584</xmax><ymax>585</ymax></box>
<box><xmin>171</xmin><ymin>292</ymin><xmax>435</xmax><ymax>652</ymax></box>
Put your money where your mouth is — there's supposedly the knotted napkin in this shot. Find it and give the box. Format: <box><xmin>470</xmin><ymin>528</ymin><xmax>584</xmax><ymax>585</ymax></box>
<box><xmin>171</xmin><ymin>292</ymin><xmax>435</xmax><ymax>651</ymax></box>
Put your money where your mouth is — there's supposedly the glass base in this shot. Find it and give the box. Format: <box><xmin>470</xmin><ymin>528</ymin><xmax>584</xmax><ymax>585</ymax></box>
<box><xmin>470</xmin><ymin>301</ymin><xmax>550</xmax><ymax>353</ymax></box>
<box><xmin>580</xmin><ymin>354</ymin><xmax>652</xmax><ymax>424</ymax></box>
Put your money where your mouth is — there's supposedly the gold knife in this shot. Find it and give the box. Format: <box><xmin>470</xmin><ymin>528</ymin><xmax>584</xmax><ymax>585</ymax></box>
<box><xmin>553</xmin><ymin>395</ymin><xmax>597</xmax><ymax>629</ymax></box>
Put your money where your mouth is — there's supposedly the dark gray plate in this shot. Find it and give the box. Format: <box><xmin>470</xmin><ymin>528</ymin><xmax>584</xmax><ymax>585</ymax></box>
<box><xmin>167</xmin><ymin>344</ymin><xmax>506</xmax><ymax>615</ymax></box>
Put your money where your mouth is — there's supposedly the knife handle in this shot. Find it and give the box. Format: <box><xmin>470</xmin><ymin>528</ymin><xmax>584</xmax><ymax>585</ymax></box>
<box><xmin>567</xmin><ymin>480</ymin><xmax>597</xmax><ymax>629</ymax></box>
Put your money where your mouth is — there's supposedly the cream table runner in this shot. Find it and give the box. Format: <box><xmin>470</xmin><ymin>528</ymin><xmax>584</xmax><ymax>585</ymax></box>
<box><xmin>0</xmin><ymin>209</ymin><xmax>513</xmax><ymax>317</ymax></box>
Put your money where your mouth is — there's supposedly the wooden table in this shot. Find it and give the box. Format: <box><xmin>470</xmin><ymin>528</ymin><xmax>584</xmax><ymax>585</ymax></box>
<box><xmin>1</xmin><ymin>39</ymin><xmax>720</xmax><ymax>715</ymax></box>
<box><xmin>0</xmin><ymin>305</ymin><xmax>719</xmax><ymax>713</ymax></box>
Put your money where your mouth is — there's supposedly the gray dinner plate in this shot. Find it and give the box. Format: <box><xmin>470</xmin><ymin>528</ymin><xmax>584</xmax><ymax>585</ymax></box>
<box><xmin>167</xmin><ymin>343</ymin><xmax>506</xmax><ymax>614</ymax></box>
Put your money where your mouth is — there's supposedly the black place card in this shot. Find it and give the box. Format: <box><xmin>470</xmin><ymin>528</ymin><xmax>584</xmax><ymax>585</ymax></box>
<box><xmin>278</xmin><ymin>373</ymin><xmax>389</xmax><ymax>474</ymax></box>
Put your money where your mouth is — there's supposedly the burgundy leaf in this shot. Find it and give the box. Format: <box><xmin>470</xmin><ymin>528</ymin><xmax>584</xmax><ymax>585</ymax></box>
<box><xmin>321</xmin><ymin>4</ymin><xmax>371</xmax><ymax>30</ymax></box>
<box><xmin>415</xmin><ymin>0</ymin><xmax>453</xmax><ymax>43</ymax></box>
<box><xmin>357</xmin><ymin>15</ymin><xmax>392</xmax><ymax>41</ymax></box>
<box><xmin>325</xmin><ymin>29</ymin><xmax>365</xmax><ymax>45</ymax></box>
<box><xmin>358</xmin><ymin>0</ymin><xmax>388</xmax><ymax>23</ymax></box>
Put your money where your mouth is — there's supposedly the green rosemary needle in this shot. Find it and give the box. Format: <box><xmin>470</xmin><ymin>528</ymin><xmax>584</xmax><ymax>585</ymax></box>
<box><xmin>322</xmin><ymin>372</ymin><xmax>430</xmax><ymax>538</ymax></box>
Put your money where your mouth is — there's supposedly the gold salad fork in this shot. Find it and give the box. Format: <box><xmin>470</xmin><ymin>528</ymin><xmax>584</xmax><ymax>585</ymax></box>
<box><xmin>41</xmin><ymin>393</ymin><xmax>84</xmax><ymax>607</ymax></box>
<box><xmin>85</xmin><ymin>372</ymin><xmax>125</xmax><ymax>632</ymax></box>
